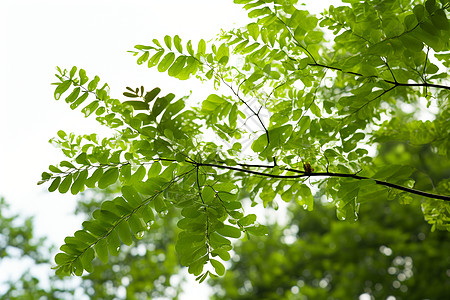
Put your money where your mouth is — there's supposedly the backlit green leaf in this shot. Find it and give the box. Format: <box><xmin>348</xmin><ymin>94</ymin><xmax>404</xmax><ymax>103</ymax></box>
<box><xmin>158</xmin><ymin>52</ymin><xmax>176</xmax><ymax>72</ymax></box>
<box><xmin>116</xmin><ymin>221</ymin><xmax>133</xmax><ymax>246</ymax></box>
<box><xmin>94</xmin><ymin>239</ymin><xmax>109</xmax><ymax>264</ymax></box>
<box><xmin>98</xmin><ymin>168</ymin><xmax>119</xmax><ymax>189</ymax></box>
<box><xmin>164</xmin><ymin>35</ymin><xmax>172</xmax><ymax>49</ymax></box>
<box><xmin>210</xmin><ymin>259</ymin><xmax>225</xmax><ymax>276</ymax></box>
<box><xmin>216</xmin><ymin>225</ymin><xmax>241</xmax><ymax>238</ymax></box>
<box><xmin>58</xmin><ymin>174</ymin><xmax>73</xmax><ymax>194</ymax></box>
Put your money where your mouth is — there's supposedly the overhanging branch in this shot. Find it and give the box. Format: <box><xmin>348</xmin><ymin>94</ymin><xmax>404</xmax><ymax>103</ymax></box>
<box><xmin>189</xmin><ymin>161</ymin><xmax>450</xmax><ymax>202</ymax></box>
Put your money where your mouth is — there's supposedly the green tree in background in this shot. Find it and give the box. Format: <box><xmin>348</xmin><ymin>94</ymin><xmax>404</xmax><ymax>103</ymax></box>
<box><xmin>37</xmin><ymin>0</ymin><xmax>449</xmax><ymax>290</ymax></box>
<box><xmin>0</xmin><ymin>198</ymin><xmax>74</xmax><ymax>299</ymax></box>
<box><xmin>72</xmin><ymin>188</ymin><xmax>183</xmax><ymax>299</ymax></box>
<box><xmin>0</xmin><ymin>193</ymin><xmax>184</xmax><ymax>300</ymax></box>
<box><xmin>210</xmin><ymin>200</ymin><xmax>450</xmax><ymax>299</ymax></box>
<box><xmin>209</xmin><ymin>135</ymin><xmax>450</xmax><ymax>299</ymax></box>
<box><xmin>1</xmin><ymin>138</ymin><xmax>448</xmax><ymax>299</ymax></box>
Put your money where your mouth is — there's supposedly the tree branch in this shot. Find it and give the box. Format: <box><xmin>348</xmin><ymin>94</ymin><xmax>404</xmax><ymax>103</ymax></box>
<box><xmin>307</xmin><ymin>63</ymin><xmax>450</xmax><ymax>91</ymax></box>
<box><xmin>189</xmin><ymin>161</ymin><xmax>450</xmax><ymax>201</ymax></box>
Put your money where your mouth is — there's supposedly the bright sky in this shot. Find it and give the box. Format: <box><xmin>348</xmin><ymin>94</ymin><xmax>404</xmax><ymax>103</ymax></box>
<box><xmin>0</xmin><ymin>0</ymin><xmax>331</xmax><ymax>298</ymax></box>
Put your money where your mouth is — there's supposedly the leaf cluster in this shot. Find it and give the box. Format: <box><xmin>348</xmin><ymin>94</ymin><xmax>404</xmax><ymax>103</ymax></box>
<box><xmin>42</xmin><ymin>0</ymin><xmax>450</xmax><ymax>281</ymax></box>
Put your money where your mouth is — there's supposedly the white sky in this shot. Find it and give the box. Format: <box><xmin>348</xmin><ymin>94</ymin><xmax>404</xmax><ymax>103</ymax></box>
<box><xmin>0</xmin><ymin>0</ymin><xmax>251</xmax><ymax>244</ymax></box>
<box><xmin>0</xmin><ymin>0</ymin><xmax>330</xmax><ymax>298</ymax></box>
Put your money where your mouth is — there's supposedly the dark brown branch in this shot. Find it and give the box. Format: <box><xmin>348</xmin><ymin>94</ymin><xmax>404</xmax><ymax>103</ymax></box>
<box><xmin>222</xmin><ymin>79</ymin><xmax>270</xmax><ymax>147</ymax></box>
<box><xmin>190</xmin><ymin>161</ymin><xmax>450</xmax><ymax>201</ymax></box>
<box><xmin>306</xmin><ymin>63</ymin><xmax>450</xmax><ymax>91</ymax></box>
<box><xmin>308</xmin><ymin>63</ymin><xmax>363</xmax><ymax>77</ymax></box>
<box><xmin>383</xmin><ymin>81</ymin><xmax>450</xmax><ymax>91</ymax></box>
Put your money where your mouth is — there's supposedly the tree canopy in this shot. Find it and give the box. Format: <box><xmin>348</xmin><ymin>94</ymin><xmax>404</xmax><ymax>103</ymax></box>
<box><xmin>37</xmin><ymin>0</ymin><xmax>449</xmax><ymax>288</ymax></box>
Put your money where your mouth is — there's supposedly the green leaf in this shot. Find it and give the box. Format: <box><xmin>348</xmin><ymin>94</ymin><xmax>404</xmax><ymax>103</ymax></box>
<box><xmin>55</xmin><ymin>252</ymin><xmax>73</xmax><ymax>265</ymax></box>
<box><xmin>188</xmin><ymin>255</ymin><xmax>208</xmax><ymax>276</ymax></box>
<box><xmin>216</xmin><ymin>44</ymin><xmax>229</xmax><ymax>62</ymax></box>
<box><xmin>153</xmin><ymin>195</ymin><xmax>168</xmax><ymax>213</ymax></box>
<box><xmin>148</xmin><ymin>161</ymin><xmax>162</xmax><ymax>177</ymax></box>
<box><xmin>58</xmin><ymin>174</ymin><xmax>73</xmax><ymax>194</ymax></box>
<box><xmin>152</xmin><ymin>39</ymin><xmax>162</xmax><ymax>48</ymax></box>
<box><xmin>245</xmin><ymin>224</ymin><xmax>268</xmax><ymax>236</ymax></box>
<box><xmin>158</xmin><ymin>52</ymin><xmax>176</xmax><ymax>72</ymax></box>
<box><xmin>128</xmin><ymin>215</ymin><xmax>147</xmax><ymax>239</ymax></box>
<box><xmin>210</xmin><ymin>259</ymin><xmax>225</xmax><ymax>276</ymax></box>
<box><xmin>79</xmin><ymin>247</ymin><xmax>95</xmax><ymax>273</ymax></box>
<box><xmin>130</xmin><ymin>165</ymin><xmax>146</xmax><ymax>183</ymax></box>
<box><xmin>113</xmin><ymin>196</ymin><xmax>134</xmax><ymax>214</ymax></box>
<box><xmin>85</xmin><ymin>168</ymin><xmax>103</xmax><ymax>188</ymax></box>
<box><xmin>229</xmin><ymin>104</ymin><xmax>238</xmax><ymax>127</ymax></box>
<box><xmin>74</xmin><ymin>230</ymin><xmax>97</xmax><ymax>244</ymax></box>
<box><xmin>298</xmin><ymin>184</ymin><xmax>314</xmax><ymax>211</ymax></box>
<box><xmin>248</xmin><ymin>7</ymin><xmax>271</xmax><ymax>18</ymax></box>
<box><xmin>211</xmin><ymin>248</ymin><xmax>231</xmax><ymax>261</ymax></box>
<box><xmin>238</xmin><ymin>214</ymin><xmax>257</xmax><ymax>226</ymax></box>
<box><xmin>431</xmin><ymin>9</ymin><xmax>449</xmax><ymax>30</ymax></box>
<box><xmin>69</xmin><ymin>66</ymin><xmax>77</xmax><ymax>78</ymax></box>
<box><xmin>122</xmin><ymin>185</ymin><xmax>142</xmax><ymax>207</ymax></box>
<box><xmin>247</xmin><ymin>23</ymin><xmax>259</xmax><ymax>40</ymax></box>
<box><xmin>94</xmin><ymin>239</ymin><xmax>109</xmax><ymax>264</ymax></box>
<box><xmin>197</xmin><ymin>39</ymin><xmax>206</xmax><ymax>56</ymax></box>
<box><xmin>73</xmin><ymin>257</ymin><xmax>83</xmax><ymax>276</ymax></box>
<box><xmin>57</xmin><ymin>130</ymin><xmax>67</xmax><ymax>139</ymax></box>
<box><xmin>116</xmin><ymin>221</ymin><xmax>133</xmax><ymax>246</ymax></box>
<box><xmin>161</xmin><ymin>99</ymin><xmax>185</xmax><ymax>122</ymax></box>
<box><xmin>65</xmin><ymin>87</ymin><xmax>80</xmax><ymax>103</ymax></box>
<box><xmin>168</xmin><ymin>56</ymin><xmax>187</xmax><ymax>77</ymax></box>
<box><xmin>123</xmin><ymin>92</ymin><xmax>138</xmax><ymax>98</ymax></box>
<box><xmin>196</xmin><ymin>272</ymin><xmax>208</xmax><ymax>283</ymax></box>
<box><xmin>82</xmin><ymin>220</ymin><xmax>109</xmax><ymax>237</ymax></box>
<box><xmin>144</xmin><ymin>87</ymin><xmax>161</xmax><ymax>103</ymax></box>
<box><xmin>82</xmin><ymin>101</ymin><xmax>99</xmax><ymax>117</ymax></box>
<box><xmin>187</xmin><ymin>40</ymin><xmax>195</xmax><ymax>56</ymax></box>
<box><xmin>137</xmin><ymin>51</ymin><xmax>150</xmax><ymax>65</ymax></box>
<box><xmin>164</xmin><ymin>35</ymin><xmax>172</xmax><ymax>49</ymax></box>
<box><xmin>75</xmin><ymin>152</ymin><xmax>89</xmax><ymax>165</ymax></box>
<box><xmin>79</xmin><ymin>69</ymin><xmax>89</xmax><ymax>85</ymax></box>
<box><xmin>123</xmin><ymin>101</ymin><xmax>149</xmax><ymax>110</ymax></box>
<box><xmin>413</xmin><ymin>5</ymin><xmax>425</xmax><ymax>21</ymax></box>
<box><xmin>87</xmin><ymin>76</ymin><xmax>100</xmax><ymax>91</ymax></box>
<box><xmin>152</xmin><ymin>95</ymin><xmax>171</xmax><ymax>117</ymax></box>
<box><xmin>173</xmin><ymin>35</ymin><xmax>183</xmax><ymax>52</ymax></box>
<box><xmin>201</xmin><ymin>94</ymin><xmax>226</xmax><ymax>112</ymax></box>
<box><xmin>148</xmin><ymin>51</ymin><xmax>164</xmax><ymax>68</ymax></box>
<box><xmin>98</xmin><ymin>168</ymin><xmax>119</xmax><ymax>189</ymax></box>
<box><xmin>106</xmin><ymin>229</ymin><xmax>121</xmax><ymax>256</ymax></box>
<box><xmin>425</xmin><ymin>0</ymin><xmax>436</xmax><ymax>14</ymax></box>
<box><xmin>54</xmin><ymin>80</ymin><xmax>72</xmax><ymax>100</ymax></box>
<box><xmin>49</xmin><ymin>165</ymin><xmax>62</xmax><ymax>173</ymax></box>
<box><xmin>399</xmin><ymin>35</ymin><xmax>423</xmax><ymax>52</ymax></box>
<box><xmin>310</xmin><ymin>102</ymin><xmax>321</xmax><ymax>117</ymax></box>
<box><xmin>210</xmin><ymin>232</ymin><xmax>232</xmax><ymax>248</ymax></box>
<box><xmin>48</xmin><ymin>177</ymin><xmax>61</xmax><ymax>192</ymax></box>
<box><xmin>216</xmin><ymin>225</ymin><xmax>241</xmax><ymax>238</ymax></box>
<box><xmin>70</xmin><ymin>92</ymin><xmax>89</xmax><ymax>109</ymax></box>
<box><xmin>59</xmin><ymin>160</ymin><xmax>74</xmax><ymax>168</ymax></box>
<box><xmin>142</xmin><ymin>205</ymin><xmax>155</xmax><ymax>223</ymax></box>
<box><xmin>297</xmin><ymin>116</ymin><xmax>311</xmax><ymax>135</ymax></box>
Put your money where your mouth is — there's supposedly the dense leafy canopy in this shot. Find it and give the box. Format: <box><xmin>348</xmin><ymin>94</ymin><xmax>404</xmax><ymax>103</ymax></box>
<box><xmin>2</xmin><ymin>142</ymin><xmax>448</xmax><ymax>299</ymax></box>
<box><xmin>210</xmin><ymin>141</ymin><xmax>450</xmax><ymax>299</ymax></box>
<box><xmin>38</xmin><ymin>0</ymin><xmax>449</xmax><ymax>287</ymax></box>
<box><xmin>210</xmin><ymin>203</ymin><xmax>450</xmax><ymax>300</ymax></box>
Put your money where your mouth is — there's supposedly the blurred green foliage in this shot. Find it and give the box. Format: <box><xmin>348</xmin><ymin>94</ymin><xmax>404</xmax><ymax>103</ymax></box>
<box><xmin>3</xmin><ymin>0</ymin><xmax>450</xmax><ymax>298</ymax></box>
